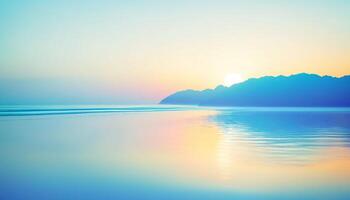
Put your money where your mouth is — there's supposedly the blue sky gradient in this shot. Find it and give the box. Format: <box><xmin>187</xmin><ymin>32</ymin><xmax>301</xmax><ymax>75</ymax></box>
<box><xmin>1</xmin><ymin>0</ymin><xmax>350</xmax><ymax>104</ymax></box>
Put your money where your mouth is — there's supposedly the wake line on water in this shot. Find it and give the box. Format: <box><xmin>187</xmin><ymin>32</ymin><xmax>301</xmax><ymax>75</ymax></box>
<box><xmin>1</xmin><ymin>105</ymin><xmax>348</xmax><ymax>116</ymax></box>
<box><xmin>0</xmin><ymin>106</ymin><xmax>199</xmax><ymax>116</ymax></box>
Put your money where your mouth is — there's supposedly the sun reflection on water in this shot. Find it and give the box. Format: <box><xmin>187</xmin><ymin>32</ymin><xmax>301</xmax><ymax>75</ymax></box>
<box><xmin>1</xmin><ymin>107</ymin><xmax>350</xmax><ymax>198</ymax></box>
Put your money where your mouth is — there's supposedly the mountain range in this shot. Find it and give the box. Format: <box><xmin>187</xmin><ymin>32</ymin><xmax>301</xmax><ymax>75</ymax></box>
<box><xmin>160</xmin><ymin>73</ymin><xmax>350</xmax><ymax>107</ymax></box>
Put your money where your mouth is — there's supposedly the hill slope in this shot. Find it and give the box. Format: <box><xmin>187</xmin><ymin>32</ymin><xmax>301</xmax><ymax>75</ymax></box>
<box><xmin>160</xmin><ymin>73</ymin><xmax>350</xmax><ymax>107</ymax></box>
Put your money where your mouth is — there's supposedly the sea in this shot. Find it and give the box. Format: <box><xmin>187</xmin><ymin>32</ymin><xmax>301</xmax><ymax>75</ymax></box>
<box><xmin>1</xmin><ymin>105</ymin><xmax>350</xmax><ymax>200</ymax></box>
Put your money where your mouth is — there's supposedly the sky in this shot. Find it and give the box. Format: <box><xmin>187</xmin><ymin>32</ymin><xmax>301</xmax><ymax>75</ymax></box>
<box><xmin>1</xmin><ymin>0</ymin><xmax>350</xmax><ymax>104</ymax></box>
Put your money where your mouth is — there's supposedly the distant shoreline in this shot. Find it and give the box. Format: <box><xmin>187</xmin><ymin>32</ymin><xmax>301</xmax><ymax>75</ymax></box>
<box><xmin>160</xmin><ymin>73</ymin><xmax>350</xmax><ymax>107</ymax></box>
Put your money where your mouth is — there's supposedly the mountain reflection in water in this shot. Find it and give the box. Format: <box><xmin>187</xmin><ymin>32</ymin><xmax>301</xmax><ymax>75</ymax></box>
<box><xmin>1</xmin><ymin>106</ymin><xmax>350</xmax><ymax>199</ymax></box>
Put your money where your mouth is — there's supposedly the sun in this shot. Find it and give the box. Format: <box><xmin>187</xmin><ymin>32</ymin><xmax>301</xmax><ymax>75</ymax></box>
<box><xmin>223</xmin><ymin>73</ymin><xmax>245</xmax><ymax>87</ymax></box>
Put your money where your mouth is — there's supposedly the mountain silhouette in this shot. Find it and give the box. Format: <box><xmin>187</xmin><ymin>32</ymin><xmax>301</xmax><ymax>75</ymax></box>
<box><xmin>160</xmin><ymin>73</ymin><xmax>350</xmax><ymax>107</ymax></box>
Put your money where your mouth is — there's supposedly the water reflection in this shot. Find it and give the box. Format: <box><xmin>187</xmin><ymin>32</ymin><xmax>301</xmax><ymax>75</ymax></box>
<box><xmin>1</xmin><ymin>107</ymin><xmax>350</xmax><ymax>199</ymax></box>
<box><xmin>212</xmin><ymin>109</ymin><xmax>350</xmax><ymax>163</ymax></box>
<box><xmin>210</xmin><ymin>108</ymin><xmax>350</xmax><ymax>190</ymax></box>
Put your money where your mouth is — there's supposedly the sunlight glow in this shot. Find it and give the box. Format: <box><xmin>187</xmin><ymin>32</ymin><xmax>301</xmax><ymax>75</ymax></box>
<box><xmin>223</xmin><ymin>73</ymin><xmax>245</xmax><ymax>87</ymax></box>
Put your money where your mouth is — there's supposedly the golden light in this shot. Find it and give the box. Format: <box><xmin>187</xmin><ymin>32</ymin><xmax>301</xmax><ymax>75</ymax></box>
<box><xmin>223</xmin><ymin>73</ymin><xmax>245</xmax><ymax>87</ymax></box>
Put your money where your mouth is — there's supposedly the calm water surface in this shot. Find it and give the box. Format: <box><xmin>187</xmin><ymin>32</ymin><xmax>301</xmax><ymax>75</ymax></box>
<box><xmin>1</xmin><ymin>105</ymin><xmax>350</xmax><ymax>199</ymax></box>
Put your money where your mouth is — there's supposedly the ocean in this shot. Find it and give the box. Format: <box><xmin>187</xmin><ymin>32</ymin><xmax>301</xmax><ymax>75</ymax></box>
<box><xmin>1</xmin><ymin>105</ymin><xmax>350</xmax><ymax>200</ymax></box>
